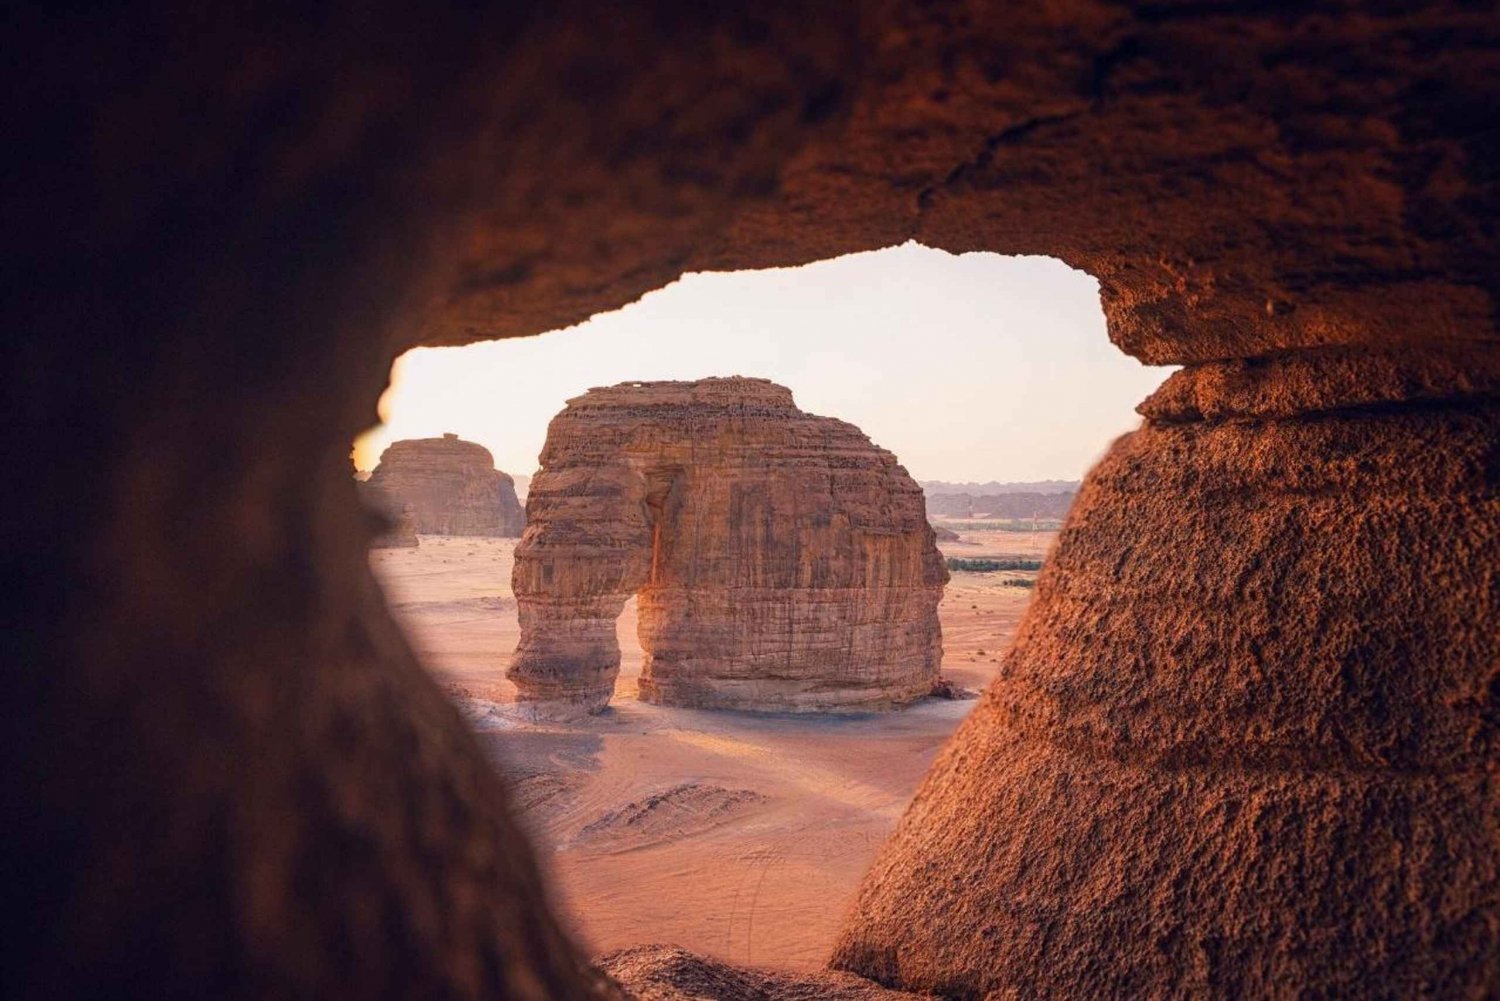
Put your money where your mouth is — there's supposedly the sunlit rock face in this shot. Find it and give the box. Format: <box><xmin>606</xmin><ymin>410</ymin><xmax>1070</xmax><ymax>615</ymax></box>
<box><xmin>509</xmin><ymin>377</ymin><xmax>947</xmax><ymax>717</ymax></box>
<box><xmin>833</xmin><ymin>378</ymin><xmax>1500</xmax><ymax>998</ymax></box>
<box><xmin>363</xmin><ymin>434</ymin><xmax>524</xmax><ymax>537</ymax></box>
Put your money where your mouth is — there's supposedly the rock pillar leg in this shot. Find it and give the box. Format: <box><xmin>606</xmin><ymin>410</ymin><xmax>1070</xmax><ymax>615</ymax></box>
<box><xmin>832</xmin><ymin>352</ymin><xmax>1500</xmax><ymax>998</ymax></box>
<box><xmin>510</xmin><ymin>586</ymin><xmax>640</xmax><ymax>717</ymax></box>
<box><xmin>508</xmin><ymin>464</ymin><xmax>652</xmax><ymax>718</ymax></box>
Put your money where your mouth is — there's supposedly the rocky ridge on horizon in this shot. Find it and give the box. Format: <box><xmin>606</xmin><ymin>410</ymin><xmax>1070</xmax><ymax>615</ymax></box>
<box><xmin>361</xmin><ymin>434</ymin><xmax>525</xmax><ymax>537</ymax></box>
<box><xmin>921</xmin><ymin>478</ymin><xmax>1080</xmax><ymax>496</ymax></box>
<box><xmin>925</xmin><ymin>490</ymin><xmax>1077</xmax><ymax>521</ymax></box>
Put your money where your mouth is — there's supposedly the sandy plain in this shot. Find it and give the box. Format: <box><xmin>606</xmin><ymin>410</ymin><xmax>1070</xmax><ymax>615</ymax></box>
<box><xmin>372</xmin><ymin>524</ymin><xmax>1054</xmax><ymax>971</ymax></box>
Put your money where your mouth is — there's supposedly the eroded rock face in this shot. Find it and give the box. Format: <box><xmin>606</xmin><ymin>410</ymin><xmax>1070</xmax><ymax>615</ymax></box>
<box><xmin>364</xmin><ymin>434</ymin><xmax>524</xmax><ymax>537</ymax></box>
<box><xmin>600</xmin><ymin>946</ymin><xmax>929</xmax><ymax>1001</ymax></box>
<box><xmin>832</xmin><ymin>393</ymin><xmax>1500</xmax><ymax>997</ymax></box>
<box><xmin>10</xmin><ymin>3</ymin><xmax>1500</xmax><ymax>999</ymax></box>
<box><xmin>509</xmin><ymin>378</ymin><xmax>946</xmax><ymax>717</ymax></box>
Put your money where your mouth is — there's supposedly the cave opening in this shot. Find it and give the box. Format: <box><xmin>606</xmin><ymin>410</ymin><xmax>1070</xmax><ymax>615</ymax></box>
<box><xmin>13</xmin><ymin>5</ymin><xmax>1496</xmax><ymax>996</ymax></box>
<box><xmin>351</xmin><ymin>242</ymin><xmax>1170</xmax><ymax>968</ymax></box>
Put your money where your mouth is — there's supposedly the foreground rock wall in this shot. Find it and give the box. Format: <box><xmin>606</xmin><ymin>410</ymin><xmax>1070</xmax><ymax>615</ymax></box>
<box><xmin>510</xmin><ymin>378</ymin><xmax>946</xmax><ymax>716</ymax></box>
<box><xmin>364</xmin><ymin>434</ymin><xmax>524</xmax><ymax>537</ymax></box>
<box><xmin>9</xmin><ymin>2</ymin><xmax>1497</xmax><ymax>998</ymax></box>
<box><xmin>834</xmin><ymin>383</ymin><xmax>1500</xmax><ymax>997</ymax></box>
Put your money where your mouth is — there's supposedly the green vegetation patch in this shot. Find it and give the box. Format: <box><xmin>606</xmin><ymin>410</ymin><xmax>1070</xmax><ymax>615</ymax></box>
<box><xmin>945</xmin><ymin>557</ymin><xmax>1043</xmax><ymax>573</ymax></box>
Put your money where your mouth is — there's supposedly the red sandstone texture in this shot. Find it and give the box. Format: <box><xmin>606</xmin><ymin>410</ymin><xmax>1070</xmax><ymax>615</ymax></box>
<box><xmin>7</xmin><ymin>3</ymin><xmax>1498</xmax><ymax>999</ymax></box>
<box><xmin>833</xmin><ymin>400</ymin><xmax>1500</xmax><ymax>997</ymax></box>
<box><xmin>510</xmin><ymin>378</ymin><xmax>946</xmax><ymax>717</ymax></box>
<box><xmin>362</xmin><ymin>434</ymin><xmax>524</xmax><ymax>537</ymax></box>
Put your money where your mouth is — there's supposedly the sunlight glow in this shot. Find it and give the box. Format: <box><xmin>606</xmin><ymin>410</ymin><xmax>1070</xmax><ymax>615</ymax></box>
<box><xmin>353</xmin><ymin>244</ymin><xmax>1173</xmax><ymax>482</ymax></box>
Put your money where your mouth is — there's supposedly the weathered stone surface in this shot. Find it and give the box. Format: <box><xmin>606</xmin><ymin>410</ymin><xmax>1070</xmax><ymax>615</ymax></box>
<box><xmin>368</xmin><ymin>502</ymin><xmax>419</xmax><ymax>549</ymax></box>
<box><xmin>416</xmin><ymin>5</ymin><xmax>1500</xmax><ymax>377</ymax></box>
<box><xmin>833</xmin><ymin>399</ymin><xmax>1500</xmax><ymax>997</ymax></box>
<box><xmin>364</xmin><ymin>434</ymin><xmax>523</xmax><ymax>537</ymax></box>
<box><xmin>600</xmin><ymin>946</ymin><xmax>931</xmax><ymax>1001</ymax></box>
<box><xmin>510</xmin><ymin>378</ymin><xmax>946</xmax><ymax>717</ymax></box>
<box><xmin>924</xmin><ymin>491</ymin><xmax>1075</xmax><ymax>520</ymax></box>
<box><xmin>9</xmin><ymin>3</ymin><xmax>1500</xmax><ymax>999</ymax></box>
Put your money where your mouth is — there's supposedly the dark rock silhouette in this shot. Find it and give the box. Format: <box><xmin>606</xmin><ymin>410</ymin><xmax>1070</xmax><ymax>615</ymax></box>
<box><xmin>369</xmin><ymin>502</ymin><xmax>420</xmax><ymax>549</ymax></box>
<box><xmin>7</xmin><ymin>3</ymin><xmax>1497</xmax><ymax>999</ymax></box>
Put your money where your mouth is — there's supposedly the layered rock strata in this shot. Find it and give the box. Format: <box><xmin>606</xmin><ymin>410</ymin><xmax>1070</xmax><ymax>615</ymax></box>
<box><xmin>509</xmin><ymin>378</ymin><xmax>946</xmax><ymax>717</ymax></box>
<box><xmin>363</xmin><ymin>434</ymin><xmax>524</xmax><ymax>537</ymax></box>
<box><xmin>832</xmin><ymin>381</ymin><xmax>1500</xmax><ymax>997</ymax></box>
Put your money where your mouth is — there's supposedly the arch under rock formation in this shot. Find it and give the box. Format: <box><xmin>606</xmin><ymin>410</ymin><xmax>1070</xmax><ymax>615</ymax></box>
<box><xmin>6</xmin><ymin>3</ymin><xmax>1497</xmax><ymax>1000</ymax></box>
<box><xmin>509</xmin><ymin>377</ymin><xmax>946</xmax><ymax>717</ymax></box>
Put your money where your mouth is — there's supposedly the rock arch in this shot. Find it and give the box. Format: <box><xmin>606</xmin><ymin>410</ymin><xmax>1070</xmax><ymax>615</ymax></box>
<box><xmin>7</xmin><ymin>3</ymin><xmax>1497</xmax><ymax>999</ymax></box>
<box><xmin>508</xmin><ymin>377</ymin><xmax>946</xmax><ymax>717</ymax></box>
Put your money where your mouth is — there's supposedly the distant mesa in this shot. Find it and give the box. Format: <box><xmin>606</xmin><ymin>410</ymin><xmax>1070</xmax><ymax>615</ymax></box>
<box><xmin>921</xmin><ymin>478</ymin><xmax>1079</xmax><ymax>496</ymax></box>
<box><xmin>360</xmin><ymin>433</ymin><xmax>525</xmax><ymax>537</ymax></box>
<box><xmin>510</xmin><ymin>377</ymin><xmax>948</xmax><ymax>717</ymax></box>
<box><xmin>924</xmin><ymin>487</ymin><xmax>1077</xmax><ymax>521</ymax></box>
<box><xmin>931</xmin><ymin>524</ymin><xmax>960</xmax><ymax>542</ymax></box>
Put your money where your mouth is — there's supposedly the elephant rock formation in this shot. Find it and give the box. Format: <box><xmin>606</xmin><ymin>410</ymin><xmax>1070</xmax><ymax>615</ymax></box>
<box><xmin>509</xmin><ymin>378</ymin><xmax>947</xmax><ymax>717</ymax></box>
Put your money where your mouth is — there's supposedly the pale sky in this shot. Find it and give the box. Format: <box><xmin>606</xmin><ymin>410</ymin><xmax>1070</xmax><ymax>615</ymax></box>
<box><xmin>353</xmin><ymin>243</ymin><xmax>1172</xmax><ymax>483</ymax></box>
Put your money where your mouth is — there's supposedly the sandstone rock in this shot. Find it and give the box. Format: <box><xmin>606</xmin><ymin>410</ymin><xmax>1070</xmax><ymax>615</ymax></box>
<box><xmin>369</xmin><ymin>502</ymin><xmax>419</xmax><ymax>549</ymax></box>
<box><xmin>924</xmin><ymin>491</ymin><xmax>1075</xmax><ymax>520</ymax></box>
<box><xmin>509</xmin><ymin>378</ymin><xmax>947</xmax><ymax>717</ymax></box>
<box><xmin>832</xmin><ymin>399</ymin><xmax>1500</xmax><ymax>997</ymax></box>
<box><xmin>929</xmin><ymin>524</ymin><xmax>959</xmax><ymax>542</ymax></box>
<box><xmin>13</xmin><ymin>4</ymin><xmax>1500</xmax><ymax>999</ymax></box>
<box><xmin>927</xmin><ymin>676</ymin><xmax>976</xmax><ymax>701</ymax></box>
<box><xmin>364</xmin><ymin>434</ymin><xmax>523</xmax><ymax>537</ymax></box>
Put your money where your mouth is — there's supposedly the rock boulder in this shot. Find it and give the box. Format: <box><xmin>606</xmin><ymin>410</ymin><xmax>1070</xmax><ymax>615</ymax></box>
<box><xmin>509</xmin><ymin>377</ymin><xmax>947</xmax><ymax>717</ymax></box>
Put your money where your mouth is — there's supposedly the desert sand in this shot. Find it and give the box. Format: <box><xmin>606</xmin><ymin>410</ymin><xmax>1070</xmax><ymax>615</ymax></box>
<box><xmin>371</xmin><ymin>526</ymin><xmax>1053</xmax><ymax>971</ymax></box>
